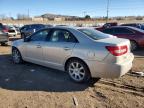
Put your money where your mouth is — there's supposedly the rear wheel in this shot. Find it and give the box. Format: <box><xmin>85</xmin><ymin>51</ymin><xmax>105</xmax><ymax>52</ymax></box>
<box><xmin>130</xmin><ymin>40</ymin><xmax>138</xmax><ymax>51</ymax></box>
<box><xmin>66</xmin><ymin>59</ymin><xmax>91</xmax><ymax>83</ymax></box>
<box><xmin>12</xmin><ymin>48</ymin><xmax>23</xmax><ymax>64</ymax></box>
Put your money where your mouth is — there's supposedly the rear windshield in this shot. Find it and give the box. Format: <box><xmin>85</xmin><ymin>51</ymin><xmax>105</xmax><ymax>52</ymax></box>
<box><xmin>129</xmin><ymin>26</ymin><xmax>144</xmax><ymax>33</ymax></box>
<box><xmin>78</xmin><ymin>28</ymin><xmax>113</xmax><ymax>40</ymax></box>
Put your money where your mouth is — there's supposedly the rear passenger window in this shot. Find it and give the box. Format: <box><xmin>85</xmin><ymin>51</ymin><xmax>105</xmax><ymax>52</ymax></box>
<box><xmin>50</xmin><ymin>29</ymin><xmax>77</xmax><ymax>43</ymax></box>
<box><xmin>114</xmin><ymin>28</ymin><xmax>133</xmax><ymax>34</ymax></box>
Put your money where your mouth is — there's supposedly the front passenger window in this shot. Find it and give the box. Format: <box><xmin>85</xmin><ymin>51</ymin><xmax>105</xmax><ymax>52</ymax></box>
<box><xmin>103</xmin><ymin>29</ymin><xmax>114</xmax><ymax>34</ymax></box>
<box><xmin>30</xmin><ymin>30</ymin><xmax>49</xmax><ymax>41</ymax></box>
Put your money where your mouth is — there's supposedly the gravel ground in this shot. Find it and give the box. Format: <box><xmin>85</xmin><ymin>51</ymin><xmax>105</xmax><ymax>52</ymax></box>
<box><xmin>0</xmin><ymin>46</ymin><xmax>143</xmax><ymax>108</ymax></box>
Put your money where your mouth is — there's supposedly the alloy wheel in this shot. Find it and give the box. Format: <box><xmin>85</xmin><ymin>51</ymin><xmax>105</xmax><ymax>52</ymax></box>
<box><xmin>68</xmin><ymin>62</ymin><xmax>86</xmax><ymax>82</ymax></box>
<box><xmin>12</xmin><ymin>49</ymin><xmax>21</xmax><ymax>63</ymax></box>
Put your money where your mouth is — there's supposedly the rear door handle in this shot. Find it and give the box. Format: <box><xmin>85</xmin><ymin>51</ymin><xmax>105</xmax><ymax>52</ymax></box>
<box><xmin>63</xmin><ymin>47</ymin><xmax>71</xmax><ymax>51</ymax></box>
<box><xmin>36</xmin><ymin>45</ymin><xmax>41</xmax><ymax>48</ymax></box>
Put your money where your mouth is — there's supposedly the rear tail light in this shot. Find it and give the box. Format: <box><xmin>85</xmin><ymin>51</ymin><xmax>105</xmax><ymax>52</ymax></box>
<box><xmin>106</xmin><ymin>45</ymin><xmax>128</xmax><ymax>56</ymax></box>
<box><xmin>2</xmin><ymin>27</ymin><xmax>8</xmax><ymax>33</ymax></box>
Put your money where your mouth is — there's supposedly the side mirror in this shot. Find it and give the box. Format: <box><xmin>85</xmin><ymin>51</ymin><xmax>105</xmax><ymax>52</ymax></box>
<box><xmin>24</xmin><ymin>35</ymin><xmax>30</xmax><ymax>42</ymax></box>
<box><xmin>24</xmin><ymin>35</ymin><xmax>27</xmax><ymax>42</ymax></box>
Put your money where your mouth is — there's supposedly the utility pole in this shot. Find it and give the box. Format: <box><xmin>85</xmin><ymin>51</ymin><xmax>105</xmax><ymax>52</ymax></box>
<box><xmin>28</xmin><ymin>9</ymin><xmax>30</xmax><ymax>18</ymax></box>
<box><xmin>83</xmin><ymin>11</ymin><xmax>87</xmax><ymax>17</ymax></box>
<box><xmin>106</xmin><ymin>0</ymin><xmax>110</xmax><ymax>23</ymax></box>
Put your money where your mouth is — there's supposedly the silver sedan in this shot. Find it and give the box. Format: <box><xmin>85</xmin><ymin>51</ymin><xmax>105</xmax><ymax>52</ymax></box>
<box><xmin>11</xmin><ymin>26</ymin><xmax>134</xmax><ymax>83</ymax></box>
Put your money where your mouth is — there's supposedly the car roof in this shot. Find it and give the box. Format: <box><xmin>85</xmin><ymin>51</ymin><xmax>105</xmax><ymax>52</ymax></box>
<box><xmin>104</xmin><ymin>26</ymin><xmax>144</xmax><ymax>33</ymax></box>
<box><xmin>107</xmin><ymin>26</ymin><xmax>135</xmax><ymax>29</ymax></box>
<box><xmin>24</xmin><ymin>24</ymin><xmax>45</xmax><ymax>26</ymax></box>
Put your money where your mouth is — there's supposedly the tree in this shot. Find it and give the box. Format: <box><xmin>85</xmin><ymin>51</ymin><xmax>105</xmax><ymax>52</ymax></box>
<box><xmin>136</xmin><ymin>16</ymin><xmax>143</xmax><ymax>20</ymax></box>
<box><xmin>85</xmin><ymin>15</ymin><xmax>91</xmax><ymax>19</ymax></box>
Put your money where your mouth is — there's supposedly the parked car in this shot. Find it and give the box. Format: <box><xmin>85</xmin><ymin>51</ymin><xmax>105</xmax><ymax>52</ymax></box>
<box><xmin>102</xmin><ymin>26</ymin><xmax>144</xmax><ymax>51</ymax></box>
<box><xmin>0</xmin><ymin>23</ymin><xmax>9</xmax><ymax>33</ymax></box>
<box><xmin>6</xmin><ymin>25</ymin><xmax>18</xmax><ymax>37</ymax></box>
<box><xmin>95</xmin><ymin>22</ymin><xmax>118</xmax><ymax>31</ymax></box>
<box><xmin>0</xmin><ymin>31</ymin><xmax>8</xmax><ymax>46</ymax></box>
<box><xmin>12</xmin><ymin>26</ymin><xmax>134</xmax><ymax>83</ymax></box>
<box><xmin>20</xmin><ymin>24</ymin><xmax>52</xmax><ymax>38</ymax></box>
<box><xmin>0</xmin><ymin>30</ymin><xmax>8</xmax><ymax>46</ymax></box>
<box><xmin>0</xmin><ymin>24</ymin><xmax>9</xmax><ymax>45</ymax></box>
<box><xmin>121</xmin><ymin>23</ymin><xmax>144</xmax><ymax>30</ymax></box>
<box><xmin>13</xmin><ymin>25</ymin><xmax>21</xmax><ymax>35</ymax></box>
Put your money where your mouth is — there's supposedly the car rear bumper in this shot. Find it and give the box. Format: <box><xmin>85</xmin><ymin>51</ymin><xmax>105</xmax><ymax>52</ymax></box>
<box><xmin>0</xmin><ymin>38</ymin><xmax>8</xmax><ymax>43</ymax></box>
<box><xmin>86</xmin><ymin>53</ymin><xmax>134</xmax><ymax>78</ymax></box>
<box><xmin>8</xmin><ymin>32</ymin><xmax>17</xmax><ymax>36</ymax></box>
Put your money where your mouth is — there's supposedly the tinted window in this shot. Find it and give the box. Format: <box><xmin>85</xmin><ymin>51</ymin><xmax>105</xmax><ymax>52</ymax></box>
<box><xmin>0</xmin><ymin>23</ymin><xmax>3</xmax><ymax>29</ymax></box>
<box><xmin>30</xmin><ymin>30</ymin><xmax>49</xmax><ymax>41</ymax></box>
<box><xmin>103</xmin><ymin>28</ymin><xmax>114</xmax><ymax>34</ymax></box>
<box><xmin>50</xmin><ymin>29</ymin><xmax>77</xmax><ymax>42</ymax></box>
<box><xmin>141</xmin><ymin>25</ymin><xmax>144</xmax><ymax>30</ymax></box>
<box><xmin>113</xmin><ymin>28</ymin><xmax>133</xmax><ymax>34</ymax></box>
<box><xmin>22</xmin><ymin>25</ymin><xmax>31</xmax><ymax>31</ymax></box>
<box><xmin>0</xmin><ymin>26</ymin><xmax>2</xmax><ymax>30</ymax></box>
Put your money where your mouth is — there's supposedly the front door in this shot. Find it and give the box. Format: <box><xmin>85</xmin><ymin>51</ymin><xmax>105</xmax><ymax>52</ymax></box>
<box><xmin>24</xmin><ymin>29</ymin><xmax>49</xmax><ymax>64</ymax></box>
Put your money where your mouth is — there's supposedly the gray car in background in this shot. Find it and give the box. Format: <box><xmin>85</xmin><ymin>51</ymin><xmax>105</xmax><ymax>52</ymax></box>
<box><xmin>0</xmin><ymin>23</ymin><xmax>8</xmax><ymax>45</ymax></box>
<box><xmin>20</xmin><ymin>24</ymin><xmax>52</xmax><ymax>38</ymax></box>
<box><xmin>12</xmin><ymin>26</ymin><xmax>134</xmax><ymax>83</ymax></box>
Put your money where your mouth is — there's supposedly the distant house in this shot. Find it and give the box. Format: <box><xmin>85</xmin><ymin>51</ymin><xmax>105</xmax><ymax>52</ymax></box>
<box><xmin>32</xmin><ymin>17</ymin><xmax>48</xmax><ymax>21</ymax></box>
<box><xmin>54</xmin><ymin>17</ymin><xmax>65</xmax><ymax>21</ymax></box>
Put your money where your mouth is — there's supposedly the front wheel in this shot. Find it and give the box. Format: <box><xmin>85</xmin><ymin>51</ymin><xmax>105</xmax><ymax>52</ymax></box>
<box><xmin>21</xmin><ymin>33</ymin><xmax>25</xmax><ymax>39</ymax></box>
<box><xmin>66</xmin><ymin>59</ymin><xmax>91</xmax><ymax>83</ymax></box>
<box><xmin>12</xmin><ymin>48</ymin><xmax>23</xmax><ymax>64</ymax></box>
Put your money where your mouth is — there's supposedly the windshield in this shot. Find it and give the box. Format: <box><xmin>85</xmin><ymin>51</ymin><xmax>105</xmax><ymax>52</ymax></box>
<box><xmin>78</xmin><ymin>28</ymin><xmax>114</xmax><ymax>40</ymax></box>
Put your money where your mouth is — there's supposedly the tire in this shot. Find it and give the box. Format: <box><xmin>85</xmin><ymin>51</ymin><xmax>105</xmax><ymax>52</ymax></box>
<box><xmin>1</xmin><ymin>42</ymin><xmax>8</xmax><ymax>46</ymax></box>
<box><xmin>12</xmin><ymin>48</ymin><xmax>23</xmax><ymax>64</ymax></box>
<box><xmin>66</xmin><ymin>59</ymin><xmax>91</xmax><ymax>83</ymax></box>
<box><xmin>130</xmin><ymin>40</ymin><xmax>138</xmax><ymax>51</ymax></box>
<box><xmin>21</xmin><ymin>33</ymin><xmax>25</xmax><ymax>39</ymax></box>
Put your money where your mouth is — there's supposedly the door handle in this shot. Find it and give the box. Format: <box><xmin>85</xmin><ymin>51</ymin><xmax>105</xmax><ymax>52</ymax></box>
<box><xmin>36</xmin><ymin>45</ymin><xmax>41</xmax><ymax>48</ymax></box>
<box><xmin>63</xmin><ymin>47</ymin><xmax>71</xmax><ymax>51</ymax></box>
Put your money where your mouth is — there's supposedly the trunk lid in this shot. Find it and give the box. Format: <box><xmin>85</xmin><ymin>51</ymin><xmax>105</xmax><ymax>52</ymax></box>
<box><xmin>94</xmin><ymin>37</ymin><xmax>131</xmax><ymax>63</ymax></box>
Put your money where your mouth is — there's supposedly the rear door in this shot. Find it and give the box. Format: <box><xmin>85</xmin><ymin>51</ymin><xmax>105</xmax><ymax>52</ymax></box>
<box><xmin>43</xmin><ymin>29</ymin><xmax>77</xmax><ymax>68</ymax></box>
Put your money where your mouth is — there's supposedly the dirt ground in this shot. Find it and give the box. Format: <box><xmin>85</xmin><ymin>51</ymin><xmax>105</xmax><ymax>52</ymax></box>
<box><xmin>0</xmin><ymin>45</ymin><xmax>143</xmax><ymax>108</ymax></box>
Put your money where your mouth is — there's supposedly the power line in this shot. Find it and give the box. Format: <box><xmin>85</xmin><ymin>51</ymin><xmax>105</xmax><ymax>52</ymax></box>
<box><xmin>106</xmin><ymin>0</ymin><xmax>110</xmax><ymax>23</ymax></box>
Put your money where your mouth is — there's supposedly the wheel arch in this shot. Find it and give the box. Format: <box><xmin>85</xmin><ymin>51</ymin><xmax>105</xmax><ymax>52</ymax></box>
<box><xmin>12</xmin><ymin>46</ymin><xmax>23</xmax><ymax>59</ymax></box>
<box><xmin>130</xmin><ymin>39</ymin><xmax>139</xmax><ymax>46</ymax></box>
<box><xmin>64</xmin><ymin>57</ymin><xmax>91</xmax><ymax>75</ymax></box>
<box><xmin>12</xmin><ymin>46</ymin><xmax>19</xmax><ymax>51</ymax></box>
